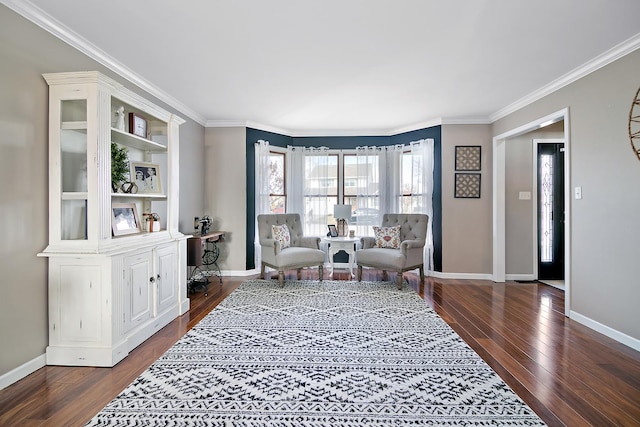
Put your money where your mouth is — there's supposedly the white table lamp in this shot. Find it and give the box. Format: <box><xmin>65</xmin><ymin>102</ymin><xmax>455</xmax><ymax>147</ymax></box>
<box><xmin>333</xmin><ymin>204</ymin><xmax>352</xmax><ymax>237</ymax></box>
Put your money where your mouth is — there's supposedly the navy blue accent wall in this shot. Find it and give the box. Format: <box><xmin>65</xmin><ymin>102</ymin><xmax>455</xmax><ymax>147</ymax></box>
<box><xmin>245</xmin><ymin>127</ymin><xmax>442</xmax><ymax>272</ymax></box>
<box><xmin>245</xmin><ymin>129</ymin><xmax>292</xmax><ymax>269</ymax></box>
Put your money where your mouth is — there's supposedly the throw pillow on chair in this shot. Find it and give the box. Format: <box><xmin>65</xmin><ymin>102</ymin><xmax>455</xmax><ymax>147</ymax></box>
<box><xmin>271</xmin><ymin>224</ymin><xmax>291</xmax><ymax>249</ymax></box>
<box><xmin>373</xmin><ymin>225</ymin><xmax>401</xmax><ymax>248</ymax></box>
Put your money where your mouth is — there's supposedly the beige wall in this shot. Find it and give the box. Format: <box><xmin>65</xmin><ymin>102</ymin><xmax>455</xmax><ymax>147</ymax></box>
<box><xmin>203</xmin><ymin>127</ymin><xmax>247</xmax><ymax>271</ymax></box>
<box><xmin>494</xmin><ymin>49</ymin><xmax>640</xmax><ymax>341</ymax></box>
<box><xmin>0</xmin><ymin>6</ymin><xmax>205</xmax><ymax>379</ymax></box>
<box><xmin>505</xmin><ymin>122</ymin><xmax>564</xmax><ymax>275</ymax></box>
<box><xmin>441</xmin><ymin>124</ymin><xmax>493</xmax><ymax>274</ymax></box>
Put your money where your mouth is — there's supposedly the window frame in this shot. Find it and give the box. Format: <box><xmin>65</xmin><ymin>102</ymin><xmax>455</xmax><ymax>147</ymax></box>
<box><xmin>268</xmin><ymin>149</ymin><xmax>287</xmax><ymax>214</ymax></box>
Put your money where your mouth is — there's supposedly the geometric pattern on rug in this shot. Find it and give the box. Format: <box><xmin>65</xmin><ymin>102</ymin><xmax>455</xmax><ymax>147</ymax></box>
<box><xmin>86</xmin><ymin>280</ymin><xmax>546</xmax><ymax>426</ymax></box>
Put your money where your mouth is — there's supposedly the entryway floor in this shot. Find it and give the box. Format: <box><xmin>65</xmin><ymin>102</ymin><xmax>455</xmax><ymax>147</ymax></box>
<box><xmin>538</xmin><ymin>279</ymin><xmax>565</xmax><ymax>290</ymax></box>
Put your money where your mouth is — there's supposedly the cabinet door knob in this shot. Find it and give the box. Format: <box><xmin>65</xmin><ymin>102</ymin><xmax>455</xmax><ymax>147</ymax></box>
<box><xmin>157</xmin><ymin>274</ymin><xmax>161</xmax><ymax>280</ymax></box>
<box><xmin>149</xmin><ymin>277</ymin><xmax>155</xmax><ymax>283</ymax></box>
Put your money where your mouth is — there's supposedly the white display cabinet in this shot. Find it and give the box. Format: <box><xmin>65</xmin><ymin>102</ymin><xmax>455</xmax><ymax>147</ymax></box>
<box><xmin>39</xmin><ymin>71</ymin><xmax>189</xmax><ymax>367</ymax></box>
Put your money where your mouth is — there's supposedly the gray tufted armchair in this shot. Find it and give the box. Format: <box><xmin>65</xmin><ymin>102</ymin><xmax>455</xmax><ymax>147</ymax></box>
<box><xmin>356</xmin><ymin>213</ymin><xmax>428</xmax><ymax>289</ymax></box>
<box><xmin>257</xmin><ymin>213</ymin><xmax>325</xmax><ymax>287</ymax></box>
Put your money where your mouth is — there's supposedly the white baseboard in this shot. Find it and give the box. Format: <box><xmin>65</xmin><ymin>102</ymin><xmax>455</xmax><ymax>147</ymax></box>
<box><xmin>505</xmin><ymin>274</ymin><xmax>536</xmax><ymax>281</ymax></box>
<box><xmin>428</xmin><ymin>271</ymin><xmax>494</xmax><ymax>280</ymax></box>
<box><xmin>570</xmin><ymin>311</ymin><xmax>640</xmax><ymax>352</ymax></box>
<box><xmin>0</xmin><ymin>353</ymin><xmax>46</xmax><ymax>390</ymax></box>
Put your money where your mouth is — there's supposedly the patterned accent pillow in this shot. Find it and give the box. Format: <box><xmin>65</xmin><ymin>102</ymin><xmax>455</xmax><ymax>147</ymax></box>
<box><xmin>272</xmin><ymin>224</ymin><xmax>291</xmax><ymax>249</ymax></box>
<box><xmin>373</xmin><ymin>225</ymin><xmax>401</xmax><ymax>249</ymax></box>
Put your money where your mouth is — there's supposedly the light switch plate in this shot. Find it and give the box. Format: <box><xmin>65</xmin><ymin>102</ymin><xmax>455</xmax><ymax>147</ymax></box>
<box><xmin>574</xmin><ymin>186</ymin><xmax>582</xmax><ymax>200</ymax></box>
<box><xmin>518</xmin><ymin>191</ymin><xmax>531</xmax><ymax>200</ymax></box>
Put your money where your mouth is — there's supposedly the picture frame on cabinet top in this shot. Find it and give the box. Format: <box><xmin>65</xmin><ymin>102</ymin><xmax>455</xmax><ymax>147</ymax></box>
<box><xmin>112</xmin><ymin>203</ymin><xmax>141</xmax><ymax>236</ymax></box>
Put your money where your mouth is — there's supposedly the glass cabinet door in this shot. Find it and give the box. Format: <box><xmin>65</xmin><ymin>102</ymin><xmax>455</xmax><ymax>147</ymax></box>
<box><xmin>60</xmin><ymin>99</ymin><xmax>88</xmax><ymax>240</ymax></box>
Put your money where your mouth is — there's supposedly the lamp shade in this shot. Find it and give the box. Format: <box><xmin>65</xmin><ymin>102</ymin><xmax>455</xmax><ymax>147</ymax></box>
<box><xmin>333</xmin><ymin>204</ymin><xmax>352</xmax><ymax>220</ymax></box>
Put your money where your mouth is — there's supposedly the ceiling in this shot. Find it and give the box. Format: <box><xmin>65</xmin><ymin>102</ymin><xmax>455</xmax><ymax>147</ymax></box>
<box><xmin>5</xmin><ymin>0</ymin><xmax>640</xmax><ymax>135</ymax></box>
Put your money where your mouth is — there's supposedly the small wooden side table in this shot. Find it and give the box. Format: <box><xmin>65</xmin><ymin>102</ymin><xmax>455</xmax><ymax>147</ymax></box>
<box><xmin>187</xmin><ymin>231</ymin><xmax>225</xmax><ymax>295</ymax></box>
<box><xmin>323</xmin><ymin>236</ymin><xmax>359</xmax><ymax>278</ymax></box>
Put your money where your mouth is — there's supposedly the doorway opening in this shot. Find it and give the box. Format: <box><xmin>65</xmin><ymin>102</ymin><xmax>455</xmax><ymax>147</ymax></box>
<box><xmin>493</xmin><ymin>107</ymin><xmax>571</xmax><ymax>316</ymax></box>
<box><xmin>535</xmin><ymin>140</ymin><xmax>565</xmax><ymax>290</ymax></box>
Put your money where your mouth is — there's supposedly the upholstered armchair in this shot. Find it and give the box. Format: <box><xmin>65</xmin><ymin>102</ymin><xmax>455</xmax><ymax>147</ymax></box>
<box><xmin>356</xmin><ymin>213</ymin><xmax>428</xmax><ymax>289</ymax></box>
<box><xmin>257</xmin><ymin>213</ymin><xmax>325</xmax><ymax>287</ymax></box>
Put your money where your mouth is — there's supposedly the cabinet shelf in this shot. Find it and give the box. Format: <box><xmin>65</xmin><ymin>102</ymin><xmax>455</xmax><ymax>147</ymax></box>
<box><xmin>61</xmin><ymin>121</ymin><xmax>87</xmax><ymax>130</ymax></box>
<box><xmin>111</xmin><ymin>128</ymin><xmax>166</xmax><ymax>152</ymax></box>
<box><xmin>62</xmin><ymin>192</ymin><xmax>88</xmax><ymax>200</ymax></box>
<box><xmin>111</xmin><ymin>193</ymin><xmax>167</xmax><ymax>199</ymax></box>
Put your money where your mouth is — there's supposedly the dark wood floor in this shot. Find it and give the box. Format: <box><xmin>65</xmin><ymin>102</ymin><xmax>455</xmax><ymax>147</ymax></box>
<box><xmin>1</xmin><ymin>271</ymin><xmax>639</xmax><ymax>426</ymax></box>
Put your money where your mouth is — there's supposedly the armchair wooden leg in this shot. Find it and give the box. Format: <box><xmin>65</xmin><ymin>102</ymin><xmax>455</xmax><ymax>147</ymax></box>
<box><xmin>419</xmin><ymin>265</ymin><xmax>425</xmax><ymax>284</ymax></box>
<box><xmin>278</xmin><ymin>270</ymin><xmax>285</xmax><ymax>287</ymax></box>
<box><xmin>260</xmin><ymin>263</ymin><xmax>265</xmax><ymax>279</ymax></box>
<box><xmin>397</xmin><ymin>272</ymin><xmax>403</xmax><ymax>290</ymax></box>
<box><xmin>382</xmin><ymin>270</ymin><xmax>388</xmax><ymax>281</ymax></box>
<box><xmin>297</xmin><ymin>268</ymin><xmax>302</xmax><ymax>280</ymax></box>
<box><xmin>357</xmin><ymin>265</ymin><xmax>363</xmax><ymax>282</ymax></box>
<box><xmin>318</xmin><ymin>265</ymin><xmax>323</xmax><ymax>281</ymax></box>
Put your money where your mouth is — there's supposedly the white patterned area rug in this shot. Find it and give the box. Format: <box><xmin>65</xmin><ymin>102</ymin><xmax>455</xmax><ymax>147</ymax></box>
<box><xmin>87</xmin><ymin>280</ymin><xmax>545</xmax><ymax>426</ymax></box>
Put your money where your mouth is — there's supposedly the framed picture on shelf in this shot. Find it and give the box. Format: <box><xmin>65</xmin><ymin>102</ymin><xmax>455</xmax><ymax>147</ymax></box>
<box><xmin>130</xmin><ymin>161</ymin><xmax>162</xmax><ymax>194</ymax></box>
<box><xmin>327</xmin><ymin>224</ymin><xmax>338</xmax><ymax>237</ymax></box>
<box><xmin>128</xmin><ymin>112</ymin><xmax>148</xmax><ymax>138</ymax></box>
<box><xmin>111</xmin><ymin>203</ymin><xmax>141</xmax><ymax>236</ymax></box>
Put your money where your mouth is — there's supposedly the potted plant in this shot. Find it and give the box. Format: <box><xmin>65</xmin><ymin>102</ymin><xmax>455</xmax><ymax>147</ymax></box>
<box><xmin>111</xmin><ymin>142</ymin><xmax>129</xmax><ymax>192</ymax></box>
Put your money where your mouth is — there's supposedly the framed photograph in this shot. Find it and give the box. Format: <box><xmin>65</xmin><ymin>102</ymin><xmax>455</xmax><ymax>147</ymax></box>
<box><xmin>111</xmin><ymin>203</ymin><xmax>141</xmax><ymax>236</ymax></box>
<box><xmin>327</xmin><ymin>224</ymin><xmax>338</xmax><ymax>237</ymax></box>
<box><xmin>130</xmin><ymin>161</ymin><xmax>162</xmax><ymax>194</ymax></box>
<box><xmin>128</xmin><ymin>112</ymin><xmax>148</xmax><ymax>138</ymax></box>
<box><xmin>455</xmin><ymin>145</ymin><xmax>482</xmax><ymax>171</ymax></box>
<box><xmin>454</xmin><ymin>173</ymin><xmax>481</xmax><ymax>198</ymax></box>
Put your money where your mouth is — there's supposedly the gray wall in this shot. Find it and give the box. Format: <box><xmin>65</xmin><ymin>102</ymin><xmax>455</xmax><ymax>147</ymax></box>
<box><xmin>203</xmin><ymin>127</ymin><xmax>247</xmax><ymax>272</ymax></box>
<box><xmin>494</xmin><ymin>49</ymin><xmax>640</xmax><ymax>341</ymax></box>
<box><xmin>441</xmin><ymin>124</ymin><xmax>493</xmax><ymax>275</ymax></box>
<box><xmin>0</xmin><ymin>6</ymin><xmax>205</xmax><ymax>378</ymax></box>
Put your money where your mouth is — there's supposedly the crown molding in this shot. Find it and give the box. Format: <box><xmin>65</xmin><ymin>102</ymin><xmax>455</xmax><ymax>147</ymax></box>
<box><xmin>490</xmin><ymin>32</ymin><xmax>640</xmax><ymax>123</ymax></box>
<box><xmin>440</xmin><ymin>117</ymin><xmax>492</xmax><ymax>125</ymax></box>
<box><xmin>207</xmin><ymin>116</ymin><xmax>492</xmax><ymax>136</ymax></box>
<box><xmin>1</xmin><ymin>0</ymin><xmax>206</xmax><ymax>126</ymax></box>
<box><xmin>206</xmin><ymin>119</ymin><xmax>250</xmax><ymax>128</ymax></box>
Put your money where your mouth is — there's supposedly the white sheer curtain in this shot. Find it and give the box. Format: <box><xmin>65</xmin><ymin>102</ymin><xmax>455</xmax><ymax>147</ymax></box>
<box><xmin>355</xmin><ymin>140</ymin><xmax>434</xmax><ymax>272</ymax></box>
<box><xmin>287</xmin><ymin>146</ymin><xmax>331</xmax><ymax>236</ymax></box>
<box><xmin>354</xmin><ymin>146</ymin><xmax>381</xmax><ymax>237</ymax></box>
<box><xmin>407</xmin><ymin>139</ymin><xmax>434</xmax><ymax>272</ymax></box>
<box><xmin>254</xmin><ymin>140</ymin><xmax>271</xmax><ymax>268</ymax></box>
<box><xmin>353</xmin><ymin>145</ymin><xmax>403</xmax><ymax>236</ymax></box>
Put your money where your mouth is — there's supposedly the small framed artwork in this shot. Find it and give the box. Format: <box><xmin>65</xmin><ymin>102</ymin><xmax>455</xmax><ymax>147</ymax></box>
<box><xmin>455</xmin><ymin>145</ymin><xmax>482</xmax><ymax>171</ymax></box>
<box><xmin>128</xmin><ymin>112</ymin><xmax>148</xmax><ymax>138</ymax></box>
<box><xmin>111</xmin><ymin>203</ymin><xmax>141</xmax><ymax>236</ymax></box>
<box><xmin>455</xmin><ymin>173</ymin><xmax>481</xmax><ymax>198</ymax></box>
<box><xmin>327</xmin><ymin>224</ymin><xmax>338</xmax><ymax>237</ymax></box>
<box><xmin>130</xmin><ymin>161</ymin><xmax>162</xmax><ymax>194</ymax></box>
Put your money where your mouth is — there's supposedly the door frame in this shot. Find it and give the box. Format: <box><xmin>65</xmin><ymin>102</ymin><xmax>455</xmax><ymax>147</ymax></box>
<box><xmin>532</xmin><ymin>139</ymin><xmax>565</xmax><ymax>281</ymax></box>
<box><xmin>492</xmin><ymin>107</ymin><xmax>571</xmax><ymax>316</ymax></box>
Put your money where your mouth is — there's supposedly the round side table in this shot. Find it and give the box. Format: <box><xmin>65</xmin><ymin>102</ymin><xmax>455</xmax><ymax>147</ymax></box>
<box><xmin>323</xmin><ymin>236</ymin><xmax>359</xmax><ymax>277</ymax></box>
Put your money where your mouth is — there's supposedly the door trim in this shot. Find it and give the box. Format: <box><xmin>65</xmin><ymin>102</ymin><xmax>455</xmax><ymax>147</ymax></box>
<box><xmin>492</xmin><ymin>107</ymin><xmax>571</xmax><ymax>317</ymax></box>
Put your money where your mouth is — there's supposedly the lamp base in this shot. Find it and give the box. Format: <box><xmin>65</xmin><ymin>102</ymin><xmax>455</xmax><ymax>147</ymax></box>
<box><xmin>337</xmin><ymin>219</ymin><xmax>348</xmax><ymax>237</ymax></box>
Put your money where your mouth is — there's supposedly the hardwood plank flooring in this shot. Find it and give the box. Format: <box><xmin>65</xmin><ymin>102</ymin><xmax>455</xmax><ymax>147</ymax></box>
<box><xmin>1</xmin><ymin>272</ymin><xmax>639</xmax><ymax>426</ymax></box>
